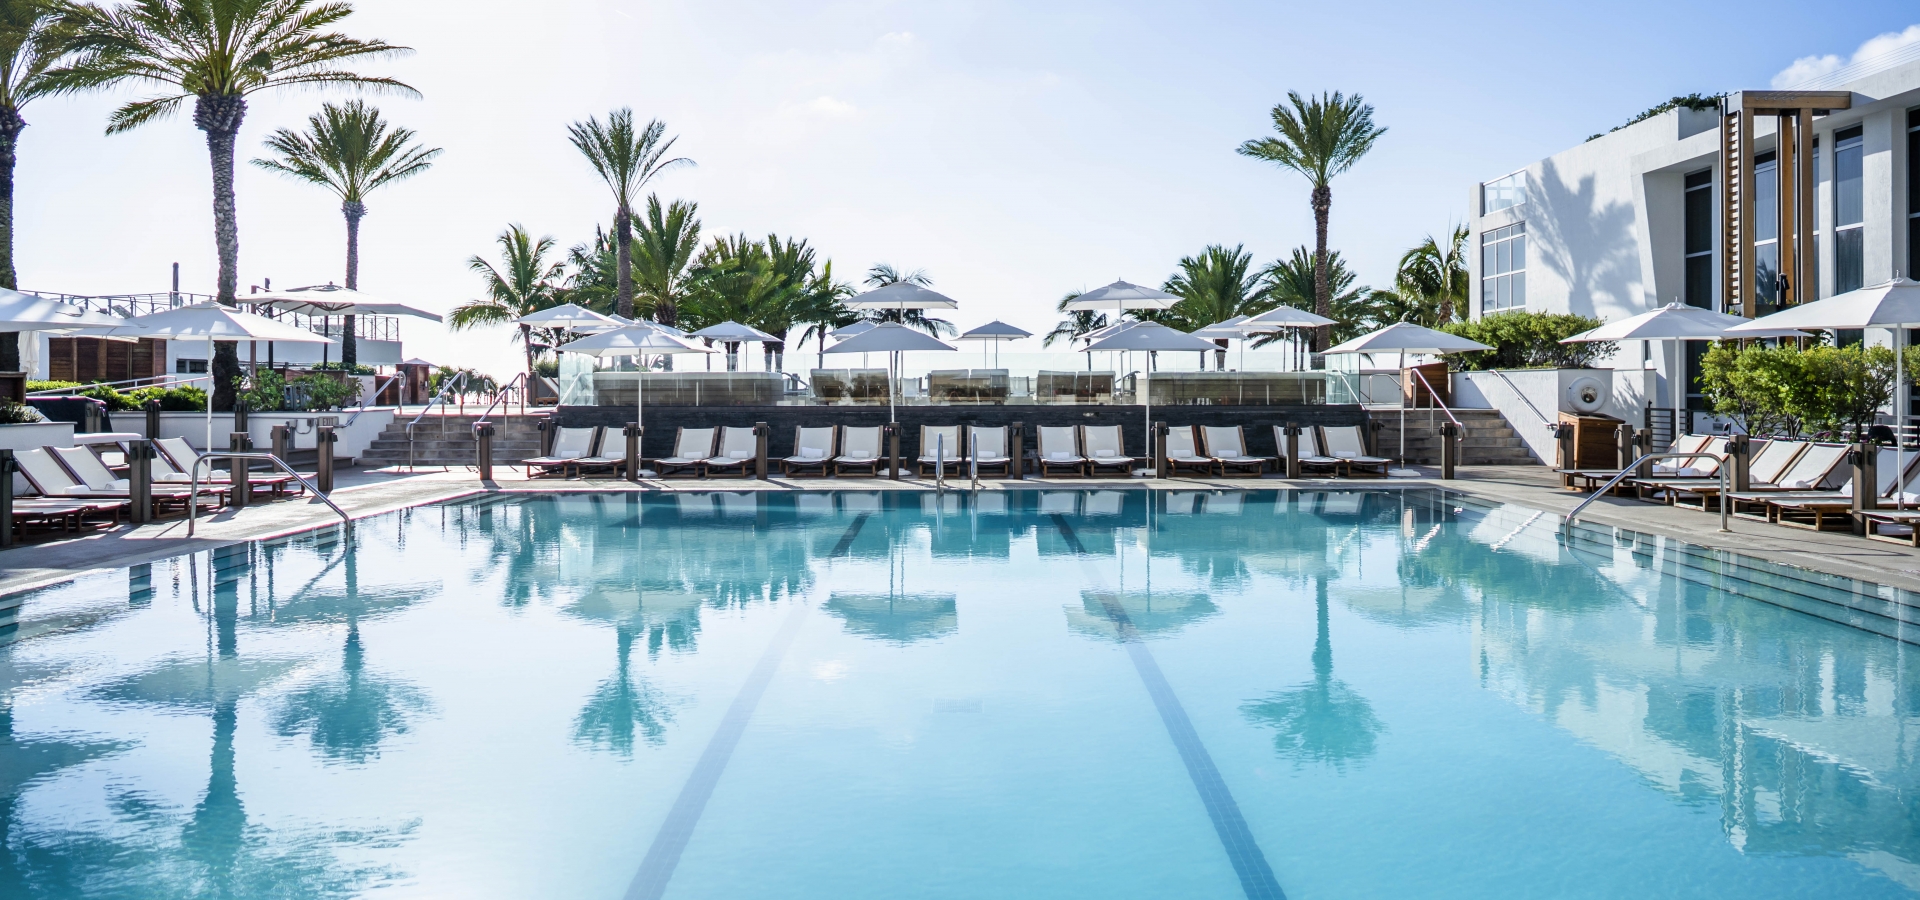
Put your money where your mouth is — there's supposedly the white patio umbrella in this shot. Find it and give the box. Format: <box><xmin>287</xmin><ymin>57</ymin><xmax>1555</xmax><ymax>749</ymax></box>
<box><xmin>1728</xmin><ymin>276</ymin><xmax>1920</xmax><ymax>504</ymax></box>
<box><xmin>827</xmin><ymin>319</ymin><xmax>880</xmax><ymax>368</ymax></box>
<box><xmin>845</xmin><ymin>282</ymin><xmax>960</xmax><ymax>316</ymax></box>
<box><xmin>513</xmin><ymin>303</ymin><xmax>618</xmax><ymax>329</ymax></box>
<box><xmin>1083</xmin><ymin>322</ymin><xmax>1219</xmax><ymax>465</ymax></box>
<box><xmin>1066</xmin><ymin>282</ymin><xmax>1179</xmax><ymax>380</ymax></box>
<box><xmin>554</xmin><ymin>325</ymin><xmax>713</xmax><ymax>461</ymax></box>
<box><xmin>1324</xmin><ymin>323</ymin><xmax>1493</xmax><ymax>477</ymax></box>
<box><xmin>0</xmin><ymin>290</ymin><xmax>139</xmax><ymax>377</ymax></box>
<box><xmin>822</xmin><ymin>322</ymin><xmax>957</xmax><ymax>422</ymax></box>
<box><xmin>956</xmin><ymin>320</ymin><xmax>1030</xmax><ymax>368</ymax></box>
<box><xmin>1563</xmin><ymin>301</ymin><xmax>1803</xmax><ymax>429</ymax></box>
<box><xmin>691</xmin><ymin>320</ymin><xmax>778</xmax><ymax>372</ymax></box>
<box><xmin>1192</xmin><ymin>315</ymin><xmax>1251</xmax><ymax>371</ymax></box>
<box><xmin>243</xmin><ymin>284</ymin><xmax>444</xmax><ymax>322</ymax></box>
<box><xmin>101</xmin><ymin>301</ymin><xmax>335</xmax><ymax>450</ymax></box>
<box><xmin>1238</xmin><ymin>305</ymin><xmax>1338</xmax><ymax>372</ymax></box>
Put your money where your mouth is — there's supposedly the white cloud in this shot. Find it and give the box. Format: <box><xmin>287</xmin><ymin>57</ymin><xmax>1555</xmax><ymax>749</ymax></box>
<box><xmin>1773</xmin><ymin>23</ymin><xmax>1920</xmax><ymax>88</ymax></box>
<box><xmin>800</xmin><ymin>95</ymin><xmax>858</xmax><ymax>118</ymax></box>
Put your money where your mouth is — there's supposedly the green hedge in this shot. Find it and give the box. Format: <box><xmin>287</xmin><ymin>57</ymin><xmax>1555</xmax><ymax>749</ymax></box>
<box><xmin>1440</xmin><ymin>311</ymin><xmax>1614</xmax><ymax>370</ymax></box>
<box><xmin>1700</xmin><ymin>342</ymin><xmax>1901</xmax><ymax>438</ymax></box>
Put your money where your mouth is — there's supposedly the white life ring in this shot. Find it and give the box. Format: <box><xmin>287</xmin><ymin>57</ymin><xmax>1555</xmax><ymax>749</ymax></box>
<box><xmin>1565</xmin><ymin>376</ymin><xmax>1607</xmax><ymax>414</ymax></box>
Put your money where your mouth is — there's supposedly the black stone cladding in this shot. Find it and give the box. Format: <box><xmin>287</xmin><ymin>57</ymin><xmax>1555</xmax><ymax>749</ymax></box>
<box><xmin>552</xmin><ymin>404</ymin><xmax>1375</xmax><ymax>461</ymax></box>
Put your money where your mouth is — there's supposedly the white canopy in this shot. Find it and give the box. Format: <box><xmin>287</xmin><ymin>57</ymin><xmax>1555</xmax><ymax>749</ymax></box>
<box><xmin>1239</xmin><ymin>305</ymin><xmax>1336</xmax><ymax>331</ymax></box>
<box><xmin>824</xmin><ymin>322</ymin><xmax>957</xmax><ymax>353</ymax></box>
<box><xmin>105</xmin><ymin>301</ymin><xmax>336</xmax><ymax>344</ymax></box>
<box><xmin>513</xmin><ymin>303</ymin><xmax>618</xmax><ymax>328</ymax></box>
<box><xmin>555</xmin><ymin>324</ymin><xmax>712</xmax><ymax>357</ymax></box>
<box><xmin>957</xmin><ymin>320</ymin><xmax>1032</xmax><ymax>340</ymax></box>
<box><xmin>830</xmin><ymin>320</ymin><xmax>877</xmax><ymax>339</ymax></box>
<box><xmin>690</xmin><ymin>320</ymin><xmax>778</xmax><ymax>342</ymax></box>
<box><xmin>1565</xmin><ymin>302</ymin><xmax>1799</xmax><ymax>342</ymax></box>
<box><xmin>1189</xmin><ymin>315</ymin><xmax>1251</xmax><ymax>340</ymax></box>
<box><xmin>245</xmin><ymin>285</ymin><xmax>444</xmax><ymax>322</ymax></box>
<box><xmin>1324</xmin><ymin>322</ymin><xmax>1491</xmax><ymax>355</ymax></box>
<box><xmin>1083</xmin><ymin>322</ymin><xmax>1225</xmax><ymax>353</ymax></box>
<box><xmin>1064</xmin><ymin>280</ymin><xmax>1178</xmax><ymax>312</ymax></box>
<box><xmin>1725</xmin><ymin>276</ymin><xmax>1920</xmax><ymax>332</ymax></box>
<box><xmin>844</xmin><ymin>282</ymin><xmax>960</xmax><ymax>311</ymax></box>
<box><xmin>0</xmin><ymin>289</ymin><xmax>133</xmax><ymax>332</ymax></box>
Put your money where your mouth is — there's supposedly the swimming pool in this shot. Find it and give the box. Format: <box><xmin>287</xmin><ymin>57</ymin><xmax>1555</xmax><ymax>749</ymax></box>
<box><xmin>2</xmin><ymin>489</ymin><xmax>1916</xmax><ymax>899</ymax></box>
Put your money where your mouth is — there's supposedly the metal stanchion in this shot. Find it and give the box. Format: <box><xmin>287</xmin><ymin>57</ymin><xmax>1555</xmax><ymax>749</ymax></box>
<box><xmin>125</xmin><ymin>440</ymin><xmax>153</xmax><ymax>524</ymax></box>
<box><xmin>754</xmin><ymin>422</ymin><xmax>770</xmax><ymax>480</ymax></box>
<box><xmin>475</xmin><ymin>421</ymin><xmax>495</xmax><ymax>481</ymax></box>
<box><xmin>1010</xmin><ymin>422</ymin><xmax>1024</xmax><ymax>480</ymax></box>
<box><xmin>1553</xmin><ymin>422</ymin><xmax>1575</xmax><ymax>485</ymax></box>
<box><xmin>936</xmin><ymin>433</ymin><xmax>946</xmax><ymax>490</ymax></box>
<box><xmin>1439</xmin><ymin>421</ymin><xmax>1458</xmax><ymax>481</ymax></box>
<box><xmin>1615</xmin><ymin>423</ymin><xmax>1635</xmax><ymax>471</ymax></box>
<box><xmin>316</xmin><ymin>425</ymin><xmax>337</xmax><ymax>494</ymax></box>
<box><xmin>145</xmin><ymin>400</ymin><xmax>162</xmax><ymax>441</ymax></box>
<box><xmin>1283</xmin><ymin>424</ymin><xmax>1301</xmax><ymax>479</ymax></box>
<box><xmin>625</xmin><ymin>423</ymin><xmax>641</xmax><ymax>483</ymax></box>
<box><xmin>1851</xmin><ymin>441</ymin><xmax>1876</xmax><ymax>535</ymax></box>
<box><xmin>82</xmin><ymin>401</ymin><xmax>102</xmax><ymax>434</ymax></box>
<box><xmin>888</xmin><ymin>423</ymin><xmax>901</xmax><ymax>481</ymax></box>
<box><xmin>1728</xmin><ymin>433</ymin><xmax>1751</xmax><ymax>492</ymax></box>
<box><xmin>1154</xmin><ymin>421</ymin><xmax>1169</xmax><ymax>479</ymax></box>
<box><xmin>228</xmin><ymin>431</ymin><xmax>252</xmax><ymax>507</ymax></box>
<box><xmin>1633</xmin><ymin>428</ymin><xmax>1653</xmax><ymax>477</ymax></box>
<box><xmin>270</xmin><ymin>424</ymin><xmax>291</xmax><ymax>462</ymax></box>
<box><xmin>0</xmin><ymin>449</ymin><xmax>16</xmax><ymax>547</ymax></box>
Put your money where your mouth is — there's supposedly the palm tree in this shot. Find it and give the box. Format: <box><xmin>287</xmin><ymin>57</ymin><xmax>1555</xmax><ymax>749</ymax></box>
<box><xmin>1240</xmin><ymin>574</ymin><xmax>1384</xmax><ymax>770</ymax></box>
<box><xmin>1259</xmin><ymin>246</ymin><xmax>1384</xmax><ymax>346</ymax></box>
<box><xmin>1157</xmin><ymin>244</ymin><xmax>1270</xmax><ymax>369</ymax></box>
<box><xmin>1394</xmin><ymin>225</ymin><xmax>1470</xmax><ymax>327</ymax></box>
<box><xmin>48</xmin><ymin>0</ymin><xmax>413</xmax><ymax>411</ymax></box>
<box><xmin>1043</xmin><ymin>290</ymin><xmax>1105</xmax><ymax>348</ymax></box>
<box><xmin>632</xmin><ymin>194</ymin><xmax>700</xmax><ymax>327</ymax></box>
<box><xmin>567</xmin><ymin>109</ymin><xmax>691</xmax><ymax>320</ymax></box>
<box><xmin>861</xmin><ymin>262</ymin><xmax>953</xmax><ymax>337</ymax></box>
<box><xmin>0</xmin><ymin>1</ymin><xmax>71</xmax><ymax>370</ymax></box>
<box><xmin>449</xmin><ymin>225</ymin><xmax>565</xmax><ymax>386</ymax></box>
<box><xmin>252</xmin><ymin>100</ymin><xmax>440</xmax><ymax>367</ymax></box>
<box><xmin>1237</xmin><ymin>91</ymin><xmax>1386</xmax><ymax>351</ymax></box>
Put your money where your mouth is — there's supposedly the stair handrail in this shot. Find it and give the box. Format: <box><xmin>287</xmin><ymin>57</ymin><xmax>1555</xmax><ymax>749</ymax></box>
<box><xmin>1408</xmin><ymin>367</ymin><xmax>1465</xmax><ymax>433</ymax></box>
<box><xmin>1482</xmin><ymin>368</ymin><xmax>1553</xmax><ymax>429</ymax></box>
<box><xmin>1564</xmin><ymin>451</ymin><xmax>1729</xmax><ymax>533</ymax></box>
<box><xmin>187</xmin><ymin>450</ymin><xmax>348</xmax><ymax>537</ymax></box>
<box><xmin>471</xmin><ymin>372</ymin><xmax>527</xmax><ymax>429</ymax></box>
<box><xmin>343</xmin><ymin>373</ymin><xmax>403</xmax><ymax>427</ymax></box>
<box><xmin>405</xmin><ymin>371</ymin><xmax>468</xmax><ymax>471</ymax></box>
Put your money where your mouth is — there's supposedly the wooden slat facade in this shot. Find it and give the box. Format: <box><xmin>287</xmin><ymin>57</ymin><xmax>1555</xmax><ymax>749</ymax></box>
<box><xmin>47</xmin><ymin>337</ymin><xmax>167</xmax><ymax>384</ymax></box>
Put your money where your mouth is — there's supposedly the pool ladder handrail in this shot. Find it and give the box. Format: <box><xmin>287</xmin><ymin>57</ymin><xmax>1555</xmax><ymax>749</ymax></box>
<box><xmin>1564</xmin><ymin>451</ymin><xmax>1729</xmax><ymax>533</ymax></box>
<box><xmin>186</xmin><ymin>450</ymin><xmax>350</xmax><ymax>537</ymax></box>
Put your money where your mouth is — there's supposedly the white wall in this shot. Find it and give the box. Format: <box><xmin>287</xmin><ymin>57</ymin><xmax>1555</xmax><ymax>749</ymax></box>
<box><xmin>0</xmin><ymin>421</ymin><xmax>76</xmax><ymax>492</ymax></box>
<box><xmin>147</xmin><ymin>409</ymin><xmax>395</xmax><ymax>460</ymax></box>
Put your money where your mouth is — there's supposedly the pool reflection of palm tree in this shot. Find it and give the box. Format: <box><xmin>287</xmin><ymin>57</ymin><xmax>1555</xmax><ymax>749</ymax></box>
<box><xmin>573</xmin><ymin>625</ymin><xmax>672</xmax><ymax>755</ymax></box>
<box><xmin>1242</xmin><ymin>575</ymin><xmax>1384</xmax><ymax>769</ymax></box>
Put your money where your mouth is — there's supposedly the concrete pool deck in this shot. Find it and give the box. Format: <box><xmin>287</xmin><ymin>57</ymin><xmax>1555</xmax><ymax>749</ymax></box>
<box><xmin>8</xmin><ymin>462</ymin><xmax>1920</xmax><ymax>602</ymax></box>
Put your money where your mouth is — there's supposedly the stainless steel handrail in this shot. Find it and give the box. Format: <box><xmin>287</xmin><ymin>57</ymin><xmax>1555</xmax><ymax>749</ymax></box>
<box><xmin>186</xmin><ymin>450</ymin><xmax>348</xmax><ymax>537</ymax></box>
<box><xmin>406</xmin><ymin>372</ymin><xmax>468</xmax><ymax>470</ymax></box>
<box><xmin>1484</xmin><ymin>369</ymin><xmax>1553</xmax><ymax>427</ymax></box>
<box><xmin>1564</xmin><ymin>451</ymin><xmax>1729</xmax><ymax>532</ymax></box>
<box><xmin>1408</xmin><ymin>367</ymin><xmax>1465</xmax><ymax>433</ymax></box>
<box><xmin>472</xmin><ymin>372</ymin><xmax>527</xmax><ymax>426</ymax></box>
<box><xmin>343</xmin><ymin>373</ymin><xmax>403</xmax><ymax>427</ymax></box>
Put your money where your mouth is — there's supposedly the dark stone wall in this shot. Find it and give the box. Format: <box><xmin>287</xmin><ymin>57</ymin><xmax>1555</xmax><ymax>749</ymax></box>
<box><xmin>555</xmin><ymin>403</ymin><xmax>1372</xmax><ymax>460</ymax></box>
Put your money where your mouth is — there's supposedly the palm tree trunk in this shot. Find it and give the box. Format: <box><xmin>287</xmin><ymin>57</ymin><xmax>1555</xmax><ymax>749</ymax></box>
<box><xmin>1214</xmin><ymin>338</ymin><xmax>1229</xmax><ymax>371</ymax></box>
<box><xmin>614</xmin><ymin>207</ymin><xmax>634</xmax><ymax>319</ymax></box>
<box><xmin>520</xmin><ymin>323</ymin><xmax>534</xmax><ymax>390</ymax></box>
<box><xmin>197</xmin><ymin>94</ymin><xmax>247</xmax><ymax>412</ymax></box>
<box><xmin>0</xmin><ymin>105</ymin><xmax>21</xmax><ymax>372</ymax></box>
<box><xmin>1311</xmin><ymin>183</ymin><xmax>1332</xmax><ymax>353</ymax></box>
<box><xmin>342</xmin><ymin>201</ymin><xmax>365</xmax><ymax>369</ymax></box>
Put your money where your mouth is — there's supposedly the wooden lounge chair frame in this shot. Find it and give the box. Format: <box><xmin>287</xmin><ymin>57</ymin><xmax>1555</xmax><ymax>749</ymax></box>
<box><xmin>652</xmin><ymin>427</ymin><xmax>717</xmax><ymax>478</ymax></box>
<box><xmin>1080</xmin><ymin>425</ymin><xmax>1138</xmax><ymax>477</ymax></box>
<box><xmin>833</xmin><ymin>426</ymin><xmax>884</xmax><ymax>476</ymax></box>
<box><xmin>1163</xmin><ymin>426</ymin><xmax>1213</xmax><ymax>476</ymax></box>
<box><xmin>917</xmin><ymin>425</ymin><xmax>965</xmax><ymax>477</ymax></box>
<box><xmin>1319</xmin><ymin>425</ymin><xmax>1390</xmax><ymax>477</ymax></box>
<box><xmin>782</xmin><ymin>426</ymin><xmax>837</xmax><ymax>476</ymax></box>
<box><xmin>1035</xmin><ymin>426</ymin><xmax>1087</xmax><ymax>477</ymax></box>
<box><xmin>1200</xmin><ymin>425</ymin><xmax>1268</xmax><ymax>477</ymax></box>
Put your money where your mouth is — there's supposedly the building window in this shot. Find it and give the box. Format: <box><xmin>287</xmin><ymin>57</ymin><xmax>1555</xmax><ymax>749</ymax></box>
<box><xmin>1481</xmin><ymin>223</ymin><xmax>1526</xmax><ymax>311</ymax></box>
<box><xmin>1683</xmin><ymin>169</ymin><xmax>1713</xmax><ymax>308</ymax></box>
<box><xmin>1908</xmin><ymin>109</ymin><xmax>1918</xmax><ymax>279</ymax></box>
<box><xmin>175</xmin><ymin>358</ymin><xmax>207</xmax><ymax>374</ymax></box>
<box><xmin>1482</xmin><ymin>171</ymin><xmax>1527</xmax><ymax>214</ymax></box>
<box><xmin>1834</xmin><ymin>126</ymin><xmax>1864</xmax><ymax>294</ymax></box>
<box><xmin>1752</xmin><ymin>152</ymin><xmax>1779</xmax><ymax>311</ymax></box>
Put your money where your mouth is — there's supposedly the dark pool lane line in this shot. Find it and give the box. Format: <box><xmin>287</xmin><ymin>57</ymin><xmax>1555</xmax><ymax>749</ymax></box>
<box><xmin>1050</xmin><ymin>514</ymin><xmax>1287</xmax><ymax>900</ymax></box>
<box><xmin>624</xmin><ymin>513</ymin><xmax>869</xmax><ymax>900</ymax></box>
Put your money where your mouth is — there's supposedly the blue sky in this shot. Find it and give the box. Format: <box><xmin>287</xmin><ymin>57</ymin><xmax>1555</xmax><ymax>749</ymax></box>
<box><xmin>15</xmin><ymin>0</ymin><xmax>1920</xmax><ymax>376</ymax></box>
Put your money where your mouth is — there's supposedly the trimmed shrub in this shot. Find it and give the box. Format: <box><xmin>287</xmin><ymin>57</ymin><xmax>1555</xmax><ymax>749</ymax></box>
<box><xmin>1441</xmin><ymin>311</ymin><xmax>1614</xmax><ymax>370</ymax></box>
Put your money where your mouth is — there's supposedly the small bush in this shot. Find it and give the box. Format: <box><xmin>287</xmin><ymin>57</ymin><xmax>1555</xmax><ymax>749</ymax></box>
<box><xmin>0</xmin><ymin>402</ymin><xmax>47</xmax><ymax>424</ymax></box>
<box><xmin>26</xmin><ymin>380</ymin><xmax>79</xmax><ymax>393</ymax></box>
<box><xmin>1441</xmin><ymin>311</ymin><xmax>1614</xmax><ymax>370</ymax></box>
<box><xmin>291</xmin><ymin>373</ymin><xmax>360</xmax><ymax>411</ymax></box>
<box><xmin>309</xmin><ymin>361</ymin><xmax>377</xmax><ymax>375</ymax></box>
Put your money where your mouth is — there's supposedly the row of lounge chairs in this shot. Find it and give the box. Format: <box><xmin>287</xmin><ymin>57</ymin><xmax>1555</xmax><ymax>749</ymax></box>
<box><xmin>526</xmin><ymin>422</ymin><xmax>1389</xmax><ymax>479</ymax></box>
<box><xmin>8</xmin><ymin>437</ymin><xmax>303</xmax><ymax>533</ymax></box>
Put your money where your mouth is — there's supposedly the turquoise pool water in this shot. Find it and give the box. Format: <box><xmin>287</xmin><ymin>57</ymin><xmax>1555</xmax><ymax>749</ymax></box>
<box><xmin>2</xmin><ymin>489</ymin><xmax>1917</xmax><ymax>899</ymax></box>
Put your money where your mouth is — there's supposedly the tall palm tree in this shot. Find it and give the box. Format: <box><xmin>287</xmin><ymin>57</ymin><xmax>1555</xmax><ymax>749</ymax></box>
<box><xmin>252</xmin><ymin>100</ymin><xmax>440</xmax><ymax>367</ymax></box>
<box><xmin>48</xmin><ymin>0</ymin><xmax>411</xmax><ymax>410</ymax></box>
<box><xmin>1157</xmin><ymin>243</ymin><xmax>1270</xmax><ymax>369</ymax></box>
<box><xmin>1394</xmin><ymin>224</ymin><xmax>1470</xmax><ymax>326</ymax></box>
<box><xmin>861</xmin><ymin>262</ymin><xmax>953</xmax><ymax>337</ymax></box>
<box><xmin>567</xmin><ymin>109</ymin><xmax>691</xmax><ymax>320</ymax></box>
<box><xmin>449</xmin><ymin>225</ymin><xmax>565</xmax><ymax>386</ymax></box>
<box><xmin>0</xmin><ymin>1</ymin><xmax>71</xmax><ymax>371</ymax></box>
<box><xmin>632</xmin><ymin>194</ymin><xmax>700</xmax><ymax>326</ymax></box>
<box><xmin>1237</xmin><ymin>91</ymin><xmax>1385</xmax><ymax>351</ymax></box>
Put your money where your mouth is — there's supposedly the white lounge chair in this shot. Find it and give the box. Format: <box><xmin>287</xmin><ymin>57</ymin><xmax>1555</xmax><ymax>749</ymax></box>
<box><xmin>524</xmin><ymin>426</ymin><xmax>599</xmax><ymax>478</ymax></box>
<box><xmin>573</xmin><ymin>428</ymin><xmax>631</xmax><ymax>478</ymax></box>
<box><xmin>153</xmin><ymin>437</ymin><xmax>299</xmax><ymax>496</ymax></box>
<box><xmin>967</xmin><ymin>425</ymin><xmax>1011</xmax><ymax>477</ymax></box>
<box><xmin>782</xmin><ymin>426</ymin><xmax>836</xmax><ymax>476</ymax></box>
<box><xmin>1080</xmin><ymin>425</ymin><xmax>1137</xmax><ymax>477</ymax></box>
<box><xmin>653</xmin><ymin>427</ymin><xmax>716</xmax><ymax>478</ymax></box>
<box><xmin>703</xmin><ymin>427</ymin><xmax>759</xmax><ymax>478</ymax></box>
<box><xmin>1163</xmin><ymin>426</ymin><xmax>1212</xmax><ymax>476</ymax></box>
<box><xmin>834</xmin><ymin>426</ymin><xmax>883</xmax><ymax>476</ymax></box>
<box><xmin>918</xmin><ymin>425</ymin><xmax>963</xmax><ymax>477</ymax></box>
<box><xmin>1036</xmin><ymin>426</ymin><xmax>1086</xmax><ymax>477</ymax></box>
<box><xmin>1200</xmin><ymin>426</ymin><xmax>1268</xmax><ymax>477</ymax></box>
<box><xmin>53</xmin><ymin>445</ymin><xmax>225</xmax><ymax>511</ymax></box>
<box><xmin>1320</xmin><ymin>425</ymin><xmax>1390</xmax><ymax>477</ymax></box>
<box><xmin>1292</xmin><ymin>426</ymin><xmax>1344</xmax><ymax>477</ymax></box>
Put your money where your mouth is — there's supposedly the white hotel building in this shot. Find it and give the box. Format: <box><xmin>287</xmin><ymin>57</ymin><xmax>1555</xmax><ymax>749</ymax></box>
<box><xmin>1467</xmin><ymin>53</ymin><xmax>1920</xmax><ymax>419</ymax></box>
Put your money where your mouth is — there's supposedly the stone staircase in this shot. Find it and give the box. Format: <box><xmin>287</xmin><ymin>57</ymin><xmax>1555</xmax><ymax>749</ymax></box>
<box><xmin>1371</xmin><ymin>407</ymin><xmax>1538</xmax><ymax>466</ymax></box>
<box><xmin>358</xmin><ymin>413</ymin><xmax>550</xmax><ymax>468</ymax></box>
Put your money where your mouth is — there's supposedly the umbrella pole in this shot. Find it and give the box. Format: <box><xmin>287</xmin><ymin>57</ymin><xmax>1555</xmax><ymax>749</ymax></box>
<box><xmin>1900</xmin><ymin>332</ymin><xmax>1906</xmax><ymax>510</ymax></box>
<box><xmin>205</xmin><ymin>334</ymin><xmax>213</xmax><ymax>451</ymax></box>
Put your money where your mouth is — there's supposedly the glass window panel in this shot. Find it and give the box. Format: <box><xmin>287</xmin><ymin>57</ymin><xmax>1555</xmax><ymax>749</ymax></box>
<box><xmin>1684</xmin><ymin>186</ymin><xmax>1712</xmax><ymax>255</ymax></box>
<box><xmin>1512</xmin><ymin>272</ymin><xmax>1525</xmax><ymax>308</ymax></box>
<box><xmin>1755</xmin><ymin>161</ymin><xmax>1778</xmax><ymax>242</ymax></box>
<box><xmin>1836</xmin><ymin>227</ymin><xmax>1864</xmax><ymax>294</ymax></box>
<box><xmin>1755</xmin><ymin>243</ymin><xmax>1779</xmax><ymax>304</ymax></box>
<box><xmin>1836</xmin><ymin>142</ymin><xmax>1864</xmax><ymax>227</ymax></box>
<box><xmin>1498</xmin><ymin>239</ymin><xmax>1511</xmax><ymax>274</ymax></box>
<box><xmin>1513</xmin><ymin>234</ymin><xmax>1526</xmax><ymax>271</ymax></box>
<box><xmin>1685</xmin><ymin>256</ymin><xmax>1713</xmax><ymax>308</ymax></box>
